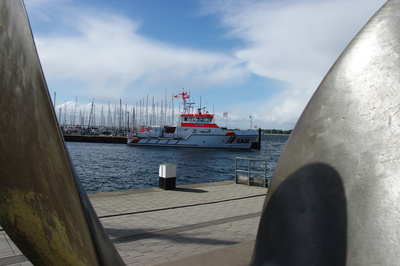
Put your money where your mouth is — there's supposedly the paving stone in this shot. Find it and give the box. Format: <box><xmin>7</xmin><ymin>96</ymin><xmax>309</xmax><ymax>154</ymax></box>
<box><xmin>0</xmin><ymin>182</ymin><xmax>266</xmax><ymax>265</ymax></box>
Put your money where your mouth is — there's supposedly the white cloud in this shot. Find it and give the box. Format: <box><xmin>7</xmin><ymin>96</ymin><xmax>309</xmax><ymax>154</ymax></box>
<box><xmin>203</xmin><ymin>0</ymin><xmax>385</xmax><ymax>88</ymax></box>
<box><xmin>221</xmin><ymin>85</ymin><xmax>309</xmax><ymax>130</ymax></box>
<box><xmin>33</xmin><ymin>8</ymin><xmax>250</xmax><ymax>103</ymax></box>
<box><xmin>27</xmin><ymin>0</ymin><xmax>387</xmax><ymax>129</ymax></box>
<box><xmin>200</xmin><ymin>0</ymin><xmax>386</xmax><ymax>128</ymax></box>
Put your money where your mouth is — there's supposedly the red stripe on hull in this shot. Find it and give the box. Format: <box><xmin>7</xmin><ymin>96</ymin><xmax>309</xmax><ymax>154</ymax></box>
<box><xmin>180</xmin><ymin>123</ymin><xmax>219</xmax><ymax>128</ymax></box>
<box><xmin>227</xmin><ymin>136</ymin><xmax>236</xmax><ymax>144</ymax></box>
<box><xmin>181</xmin><ymin>114</ymin><xmax>214</xmax><ymax>118</ymax></box>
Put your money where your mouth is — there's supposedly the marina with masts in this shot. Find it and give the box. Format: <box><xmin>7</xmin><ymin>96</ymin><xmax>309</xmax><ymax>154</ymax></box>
<box><xmin>56</xmin><ymin>89</ymin><xmax>260</xmax><ymax>148</ymax></box>
<box><xmin>55</xmin><ymin>91</ymin><xmax>184</xmax><ymax>138</ymax></box>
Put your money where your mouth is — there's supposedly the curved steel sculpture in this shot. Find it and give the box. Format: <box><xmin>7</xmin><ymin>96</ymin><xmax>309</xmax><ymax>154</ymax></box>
<box><xmin>0</xmin><ymin>1</ymin><xmax>124</xmax><ymax>264</ymax></box>
<box><xmin>252</xmin><ymin>0</ymin><xmax>400</xmax><ymax>265</ymax></box>
<box><xmin>1</xmin><ymin>0</ymin><xmax>399</xmax><ymax>264</ymax></box>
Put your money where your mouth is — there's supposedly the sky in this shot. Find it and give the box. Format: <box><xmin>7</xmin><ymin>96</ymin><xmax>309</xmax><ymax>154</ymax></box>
<box><xmin>24</xmin><ymin>0</ymin><xmax>386</xmax><ymax>130</ymax></box>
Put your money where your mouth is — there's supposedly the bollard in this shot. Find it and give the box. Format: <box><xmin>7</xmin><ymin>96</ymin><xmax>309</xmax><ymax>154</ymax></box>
<box><xmin>159</xmin><ymin>164</ymin><xmax>176</xmax><ymax>190</ymax></box>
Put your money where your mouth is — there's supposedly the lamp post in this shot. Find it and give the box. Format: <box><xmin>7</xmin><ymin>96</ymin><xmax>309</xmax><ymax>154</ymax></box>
<box><xmin>249</xmin><ymin>115</ymin><xmax>252</xmax><ymax>130</ymax></box>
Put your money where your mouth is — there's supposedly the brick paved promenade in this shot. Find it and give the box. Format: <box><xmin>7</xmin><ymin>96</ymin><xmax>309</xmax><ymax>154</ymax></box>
<box><xmin>0</xmin><ymin>181</ymin><xmax>267</xmax><ymax>265</ymax></box>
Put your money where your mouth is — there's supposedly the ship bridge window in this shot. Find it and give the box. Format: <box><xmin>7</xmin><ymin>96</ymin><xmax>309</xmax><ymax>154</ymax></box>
<box><xmin>183</xmin><ymin>116</ymin><xmax>214</xmax><ymax>122</ymax></box>
<box><xmin>184</xmin><ymin>117</ymin><xmax>194</xmax><ymax>122</ymax></box>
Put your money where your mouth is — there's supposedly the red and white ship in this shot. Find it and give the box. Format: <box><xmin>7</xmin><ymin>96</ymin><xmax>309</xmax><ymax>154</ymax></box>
<box><xmin>127</xmin><ymin>91</ymin><xmax>259</xmax><ymax>148</ymax></box>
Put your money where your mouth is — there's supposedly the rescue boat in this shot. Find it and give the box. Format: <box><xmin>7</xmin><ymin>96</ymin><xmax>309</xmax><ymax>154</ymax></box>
<box><xmin>127</xmin><ymin>91</ymin><xmax>259</xmax><ymax>148</ymax></box>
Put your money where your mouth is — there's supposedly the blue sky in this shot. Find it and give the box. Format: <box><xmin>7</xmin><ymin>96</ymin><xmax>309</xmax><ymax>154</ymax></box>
<box><xmin>24</xmin><ymin>0</ymin><xmax>386</xmax><ymax>129</ymax></box>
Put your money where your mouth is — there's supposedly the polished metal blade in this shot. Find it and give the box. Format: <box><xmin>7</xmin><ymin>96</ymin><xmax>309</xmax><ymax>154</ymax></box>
<box><xmin>0</xmin><ymin>1</ymin><xmax>124</xmax><ymax>264</ymax></box>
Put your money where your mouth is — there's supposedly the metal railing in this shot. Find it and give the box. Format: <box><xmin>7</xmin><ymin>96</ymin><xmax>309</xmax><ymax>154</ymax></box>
<box><xmin>235</xmin><ymin>157</ymin><xmax>268</xmax><ymax>188</ymax></box>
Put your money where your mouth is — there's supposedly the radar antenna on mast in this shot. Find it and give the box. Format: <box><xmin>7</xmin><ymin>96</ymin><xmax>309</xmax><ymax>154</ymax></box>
<box><xmin>175</xmin><ymin>88</ymin><xmax>193</xmax><ymax>114</ymax></box>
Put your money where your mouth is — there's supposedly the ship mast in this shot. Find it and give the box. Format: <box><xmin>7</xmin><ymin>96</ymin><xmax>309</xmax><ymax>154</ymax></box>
<box><xmin>177</xmin><ymin>89</ymin><xmax>194</xmax><ymax>114</ymax></box>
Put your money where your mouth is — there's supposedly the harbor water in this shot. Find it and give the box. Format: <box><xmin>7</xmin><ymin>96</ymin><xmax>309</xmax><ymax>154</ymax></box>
<box><xmin>66</xmin><ymin>134</ymin><xmax>289</xmax><ymax>193</ymax></box>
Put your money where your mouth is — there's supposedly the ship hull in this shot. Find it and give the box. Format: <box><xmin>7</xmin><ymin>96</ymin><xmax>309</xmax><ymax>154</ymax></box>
<box><xmin>127</xmin><ymin>132</ymin><xmax>259</xmax><ymax>149</ymax></box>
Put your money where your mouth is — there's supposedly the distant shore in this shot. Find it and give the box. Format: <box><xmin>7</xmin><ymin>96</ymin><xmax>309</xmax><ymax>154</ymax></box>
<box><xmin>263</xmin><ymin>133</ymin><xmax>291</xmax><ymax>136</ymax></box>
<box><xmin>63</xmin><ymin>134</ymin><xmax>127</xmax><ymax>144</ymax></box>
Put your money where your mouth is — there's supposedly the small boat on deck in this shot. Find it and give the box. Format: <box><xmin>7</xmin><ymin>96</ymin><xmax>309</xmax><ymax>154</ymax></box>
<box><xmin>127</xmin><ymin>91</ymin><xmax>259</xmax><ymax>149</ymax></box>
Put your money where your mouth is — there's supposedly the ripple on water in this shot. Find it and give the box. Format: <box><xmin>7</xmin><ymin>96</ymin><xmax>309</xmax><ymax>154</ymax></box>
<box><xmin>66</xmin><ymin>134</ymin><xmax>288</xmax><ymax>193</ymax></box>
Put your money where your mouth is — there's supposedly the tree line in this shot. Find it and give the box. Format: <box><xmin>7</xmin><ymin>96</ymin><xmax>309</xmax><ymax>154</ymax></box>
<box><xmin>262</xmin><ymin>129</ymin><xmax>293</xmax><ymax>135</ymax></box>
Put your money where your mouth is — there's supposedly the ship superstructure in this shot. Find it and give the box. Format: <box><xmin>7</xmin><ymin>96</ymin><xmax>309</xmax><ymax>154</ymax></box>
<box><xmin>127</xmin><ymin>90</ymin><xmax>259</xmax><ymax>148</ymax></box>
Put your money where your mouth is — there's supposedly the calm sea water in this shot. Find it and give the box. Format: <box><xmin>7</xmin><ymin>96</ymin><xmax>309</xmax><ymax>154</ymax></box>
<box><xmin>66</xmin><ymin>134</ymin><xmax>289</xmax><ymax>193</ymax></box>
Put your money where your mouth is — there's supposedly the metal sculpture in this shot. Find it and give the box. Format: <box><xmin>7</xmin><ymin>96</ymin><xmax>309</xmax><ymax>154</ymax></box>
<box><xmin>252</xmin><ymin>0</ymin><xmax>400</xmax><ymax>264</ymax></box>
<box><xmin>0</xmin><ymin>1</ymin><xmax>124</xmax><ymax>264</ymax></box>
<box><xmin>1</xmin><ymin>0</ymin><xmax>399</xmax><ymax>264</ymax></box>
